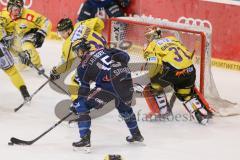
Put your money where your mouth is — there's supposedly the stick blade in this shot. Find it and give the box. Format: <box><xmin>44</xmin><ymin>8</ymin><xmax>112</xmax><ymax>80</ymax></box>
<box><xmin>10</xmin><ymin>137</ymin><xmax>33</xmax><ymax>145</ymax></box>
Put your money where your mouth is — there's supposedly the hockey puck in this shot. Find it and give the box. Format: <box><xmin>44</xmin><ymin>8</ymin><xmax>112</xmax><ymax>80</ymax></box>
<box><xmin>8</xmin><ymin>142</ymin><xmax>14</xmax><ymax>146</ymax></box>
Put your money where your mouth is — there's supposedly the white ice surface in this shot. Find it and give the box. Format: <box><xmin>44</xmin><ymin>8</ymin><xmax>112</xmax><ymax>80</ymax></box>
<box><xmin>0</xmin><ymin>40</ymin><xmax>240</xmax><ymax>160</ymax></box>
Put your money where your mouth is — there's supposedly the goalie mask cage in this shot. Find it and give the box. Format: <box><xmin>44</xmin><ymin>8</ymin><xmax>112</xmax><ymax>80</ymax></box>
<box><xmin>107</xmin><ymin>16</ymin><xmax>240</xmax><ymax>116</ymax></box>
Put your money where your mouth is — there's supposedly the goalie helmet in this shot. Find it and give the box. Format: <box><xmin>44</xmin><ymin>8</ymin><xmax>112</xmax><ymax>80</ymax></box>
<box><xmin>145</xmin><ymin>25</ymin><xmax>162</xmax><ymax>42</ymax></box>
<box><xmin>57</xmin><ymin>18</ymin><xmax>73</xmax><ymax>32</ymax></box>
<box><xmin>72</xmin><ymin>38</ymin><xmax>91</xmax><ymax>57</ymax></box>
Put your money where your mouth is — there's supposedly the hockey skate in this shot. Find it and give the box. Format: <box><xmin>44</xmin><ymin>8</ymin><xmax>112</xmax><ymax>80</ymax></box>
<box><xmin>20</xmin><ymin>85</ymin><xmax>31</xmax><ymax>103</ymax></box>
<box><xmin>126</xmin><ymin>128</ymin><xmax>144</xmax><ymax>143</ymax></box>
<box><xmin>72</xmin><ymin>131</ymin><xmax>91</xmax><ymax>153</ymax></box>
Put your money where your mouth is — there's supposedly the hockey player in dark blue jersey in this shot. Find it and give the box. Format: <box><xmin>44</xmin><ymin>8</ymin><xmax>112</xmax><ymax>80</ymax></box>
<box><xmin>78</xmin><ymin>0</ymin><xmax>130</xmax><ymax>21</ymax></box>
<box><xmin>69</xmin><ymin>38</ymin><xmax>143</xmax><ymax>150</ymax></box>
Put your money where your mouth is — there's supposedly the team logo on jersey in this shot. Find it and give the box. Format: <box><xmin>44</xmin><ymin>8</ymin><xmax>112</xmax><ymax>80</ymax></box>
<box><xmin>26</xmin><ymin>14</ymin><xmax>34</xmax><ymax>21</ymax></box>
<box><xmin>147</xmin><ymin>57</ymin><xmax>157</xmax><ymax>62</ymax></box>
<box><xmin>19</xmin><ymin>24</ymin><xmax>27</xmax><ymax>29</ymax></box>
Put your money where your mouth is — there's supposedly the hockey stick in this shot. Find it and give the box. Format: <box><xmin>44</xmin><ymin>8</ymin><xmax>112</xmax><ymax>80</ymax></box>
<box><xmin>9</xmin><ymin>112</ymin><xmax>73</xmax><ymax>145</ymax></box>
<box><xmin>32</xmin><ymin>65</ymin><xmax>70</xmax><ymax>96</ymax></box>
<box><xmin>14</xmin><ymin>79</ymin><xmax>50</xmax><ymax>112</ymax></box>
<box><xmin>169</xmin><ymin>92</ymin><xmax>177</xmax><ymax>110</ymax></box>
<box><xmin>18</xmin><ymin>53</ymin><xmax>70</xmax><ymax>96</ymax></box>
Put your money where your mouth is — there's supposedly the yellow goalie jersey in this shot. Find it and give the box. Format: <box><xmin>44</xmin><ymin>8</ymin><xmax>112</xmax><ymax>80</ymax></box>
<box><xmin>0</xmin><ymin>8</ymin><xmax>51</xmax><ymax>40</ymax></box>
<box><xmin>144</xmin><ymin>36</ymin><xmax>193</xmax><ymax>78</ymax></box>
<box><xmin>61</xmin><ymin>17</ymin><xmax>106</xmax><ymax>63</ymax></box>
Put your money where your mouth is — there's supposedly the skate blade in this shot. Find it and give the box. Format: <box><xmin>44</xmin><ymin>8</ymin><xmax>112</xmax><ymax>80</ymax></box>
<box><xmin>73</xmin><ymin>146</ymin><xmax>91</xmax><ymax>153</ymax></box>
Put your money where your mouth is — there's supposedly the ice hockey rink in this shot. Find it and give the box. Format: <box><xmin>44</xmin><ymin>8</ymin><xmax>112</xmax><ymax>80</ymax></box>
<box><xmin>1</xmin><ymin>40</ymin><xmax>240</xmax><ymax>160</ymax></box>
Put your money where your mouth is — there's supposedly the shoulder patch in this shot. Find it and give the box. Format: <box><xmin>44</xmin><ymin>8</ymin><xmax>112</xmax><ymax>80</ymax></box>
<box><xmin>147</xmin><ymin>56</ymin><xmax>158</xmax><ymax>62</ymax></box>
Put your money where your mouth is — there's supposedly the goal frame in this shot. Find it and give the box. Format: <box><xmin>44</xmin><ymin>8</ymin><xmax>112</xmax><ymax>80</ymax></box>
<box><xmin>107</xmin><ymin>17</ymin><xmax>206</xmax><ymax>95</ymax></box>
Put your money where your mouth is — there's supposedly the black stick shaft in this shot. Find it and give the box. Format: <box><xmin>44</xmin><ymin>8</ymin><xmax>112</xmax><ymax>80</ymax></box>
<box><xmin>30</xmin><ymin>112</ymin><xmax>73</xmax><ymax>144</ymax></box>
<box><xmin>14</xmin><ymin>79</ymin><xmax>50</xmax><ymax>112</ymax></box>
<box><xmin>11</xmin><ymin>112</ymin><xmax>73</xmax><ymax>145</ymax></box>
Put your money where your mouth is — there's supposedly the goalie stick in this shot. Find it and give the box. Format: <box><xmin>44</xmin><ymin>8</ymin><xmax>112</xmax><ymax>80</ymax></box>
<box><xmin>9</xmin><ymin>112</ymin><xmax>73</xmax><ymax>145</ymax></box>
<box><xmin>14</xmin><ymin>79</ymin><xmax>50</xmax><ymax>112</ymax></box>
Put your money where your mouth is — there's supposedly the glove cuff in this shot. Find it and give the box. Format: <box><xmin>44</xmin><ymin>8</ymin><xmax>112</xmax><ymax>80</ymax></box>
<box><xmin>37</xmin><ymin>29</ymin><xmax>47</xmax><ymax>37</ymax></box>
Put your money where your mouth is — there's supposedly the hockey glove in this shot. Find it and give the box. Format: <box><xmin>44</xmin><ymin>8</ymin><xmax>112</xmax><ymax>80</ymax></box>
<box><xmin>50</xmin><ymin>67</ymin><xmax>60</xmax><ymax>80</ymax></box>
<box><xmin>34</xmin><ymin>29</ymin><xmax>46</xmax><ymax>48</ymax></box>
<box><xmin>19</xmin><ymin>51</ymin><xmax>31</xmax><ymax>66</ymax></box>
<box><xmin>69</xmin><ymin>99</ymin><xmax>80</xmax><ymax>115</ymax></box>
<box><xmin>0</xmin><ymin>35</ymin><xmax>14</xmax><ymax>48</ymax></box>
<box><xmin>118</xmin><ymin>0</ymin><xmax>130</xmax><ymax>8</ymax></box>
<box><xmin>69</xmin><ymin>98</ymin><xmax>89</xmax><ymax>115</ymax></box>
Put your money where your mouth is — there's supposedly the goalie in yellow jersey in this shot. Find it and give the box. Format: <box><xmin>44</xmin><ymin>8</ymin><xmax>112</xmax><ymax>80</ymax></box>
<box><xmin>0</xmin><ymin>0</ymin><xmax>52</xmax><ymax>75</ymax></box>
<box><xmin>49</xmin><ymin>17</ymin><xmax>106</xmax><ymax>100</ymax></box>
<box><xmin>143</xmin><ymin>26</ymin><xmax>213</xmax><ymax>125</ymax></box>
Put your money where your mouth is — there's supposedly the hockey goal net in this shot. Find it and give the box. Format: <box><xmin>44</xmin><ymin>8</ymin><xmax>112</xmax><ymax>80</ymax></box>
<box><xmin>107</xmin><ymin>16</ymin><xmax>240</xmax><ymax>116</ymax></box>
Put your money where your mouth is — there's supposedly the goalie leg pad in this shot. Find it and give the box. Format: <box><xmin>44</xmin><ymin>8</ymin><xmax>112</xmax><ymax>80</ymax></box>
<box><xmin>143</xmin><ymin>85</ymin><xmax>171</xmax><ymax>117</ymax></box>
<box><xmin>194</xmin><ymin>87</ymin><xmax>215</xmax><ymax>114</ymax></box>
<box><xmin>183</xmin><ymin>96</ymin><xmax>209</xmax><ymax>125</ymax></box>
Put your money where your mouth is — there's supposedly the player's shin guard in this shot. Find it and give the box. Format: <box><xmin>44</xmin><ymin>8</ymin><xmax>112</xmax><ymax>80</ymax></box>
<box><xmin>143</xmin><ymin>85</ymin><xmax>171</xmax><ymax>118</ymax></box>
<box><xmin>77</xmin><ymin>114</ymin><xmax>91</xmax><ymax>138</ymax></box>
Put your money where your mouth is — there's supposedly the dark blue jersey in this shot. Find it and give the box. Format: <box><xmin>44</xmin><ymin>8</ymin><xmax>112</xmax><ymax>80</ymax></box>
<box><xmin>77</xmin><ymin>48</ymin><xmax>130</xmax><ymax>97</ymax></box>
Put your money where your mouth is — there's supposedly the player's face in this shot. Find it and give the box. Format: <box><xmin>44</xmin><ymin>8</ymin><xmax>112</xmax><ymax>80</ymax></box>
<box><xmin>58</xmin><ymin>29</ymin><xmax>71</xmax><ymax>40</ymax></box>
<box><xmin>76</xmin><ymin>49</ymin><xmax>84</xmax><ymax>58</ymax></box>
<box><xmin>9</xmin><ymin>6</ymin><xmax>22</xmax><ymax>20</ymax></box>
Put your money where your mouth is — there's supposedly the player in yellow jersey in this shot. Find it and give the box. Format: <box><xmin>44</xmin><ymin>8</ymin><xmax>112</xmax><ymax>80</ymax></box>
<box><xmin>1</xmin><ymin>0</ymin><xmax>52</xmax><ymax>75</ymax></box>
<box><xmin>143</xmin><ymin>26</ymin><xmax>212</xmax><ymax>125</ymax></box>
<box><xmin>49</xmin><ymin>17</ymin><xmax>106</xmax><ymax>100</ymax></box>
<box><xmin>0</xmin><ymin>0</ymin><xmax>31</xmax><ymax>102</ymax></box>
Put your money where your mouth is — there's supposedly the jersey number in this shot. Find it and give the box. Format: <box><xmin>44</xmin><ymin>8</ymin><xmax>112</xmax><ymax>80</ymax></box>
<box><xmin>100</xmin><ymin>55</ymin><xmax>112</xmax><ymax>71</ymax></box>
<box><xmin>89</xmin><ymin>33</ymin><xmax>106</xmax><ymax>49</ymax></box>
<box><xmin>168</xmin><ymin>47</ymin><xmax>191</xmax><ymax>62</ymax></box>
